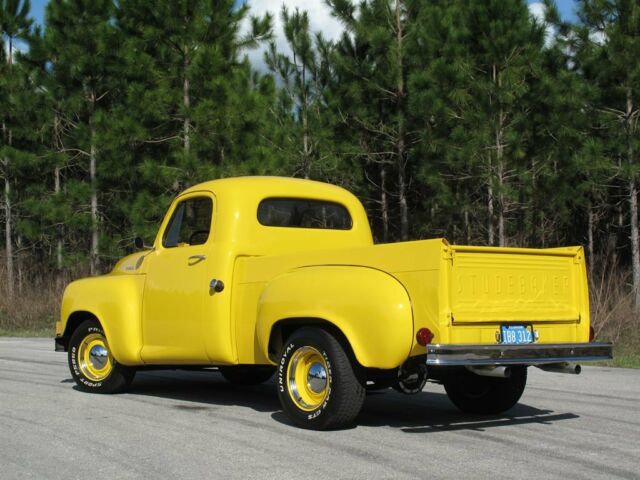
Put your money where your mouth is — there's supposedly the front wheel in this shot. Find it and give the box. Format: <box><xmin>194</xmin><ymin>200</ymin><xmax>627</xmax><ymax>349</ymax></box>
<box><xmin>277</xmin><ymin>327</ymin><xmax>365</xmax><ymax>430</ymax></box>
<box><xmin>68</xmin><ymin>319</ymin><xmax>135</xmax><ymax>393</ymax></box>
<box><xmin>444</xmin><ymin>366</ymin><xmax>527</xmax><ymax>414</ymax></box>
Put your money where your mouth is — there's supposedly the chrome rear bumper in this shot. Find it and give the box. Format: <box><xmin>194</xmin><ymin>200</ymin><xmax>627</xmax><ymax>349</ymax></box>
<box><xmin>426</xmin><ymin>342</ymin><xmax>612</xmax><ymax>367</ymax></box>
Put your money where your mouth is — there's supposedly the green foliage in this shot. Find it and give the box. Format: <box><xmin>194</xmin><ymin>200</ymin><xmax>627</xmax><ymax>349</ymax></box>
<box><xmin>0</xmin><ymin>0</ymin><xmax>639</xmax><ymax>288</ymax></box>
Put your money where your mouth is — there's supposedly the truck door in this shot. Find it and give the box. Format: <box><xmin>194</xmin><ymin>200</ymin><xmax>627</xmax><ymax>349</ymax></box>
<box><xmin>141</xmin><ymin>193</ymin><xmax>214</xmax><ymax>363</ymax></box>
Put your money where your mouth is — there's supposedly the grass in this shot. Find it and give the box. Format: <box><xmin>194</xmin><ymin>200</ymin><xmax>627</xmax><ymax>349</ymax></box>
<box><xmin>596</xmin><ymin>337</ymin><xmax>640</xmax><ymax>368</ymax></box>
<box><xmin>0</xmin><ymin>266</ymin><xmax>65</xmax><ymax>338</ymax></box>
<box><xmin>0</xmin><ymin>327</ymin><xmax>54</xmax><ymax>337</ymax></box>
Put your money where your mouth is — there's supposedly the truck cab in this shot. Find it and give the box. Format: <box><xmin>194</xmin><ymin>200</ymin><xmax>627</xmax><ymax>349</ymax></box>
<box><xmin>55</xmin><ymin>176</ymin><xmax>612</xmax><ymax>430</ymax></box>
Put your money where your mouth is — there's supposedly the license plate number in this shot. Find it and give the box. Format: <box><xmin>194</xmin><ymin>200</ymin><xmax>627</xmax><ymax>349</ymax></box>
<box><xmin>500</xmin><ymin>325</ymin><xmax>533</xmax><ymax>345</ymax></box>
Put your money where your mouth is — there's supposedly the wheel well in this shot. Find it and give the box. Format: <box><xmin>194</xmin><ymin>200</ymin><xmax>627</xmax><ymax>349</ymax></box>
<box><xmin>268</xmin><ymin>318</ymin><xmax>360</xmax><ymax>368</ymax></box>
<box><xmin>60</xmin><ymin>311</ymin><xmax>100</xmax><ymax>350</ymax></box>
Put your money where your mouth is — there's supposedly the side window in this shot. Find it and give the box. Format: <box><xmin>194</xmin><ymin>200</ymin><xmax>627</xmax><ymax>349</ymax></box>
<box><xmin>257</xmin><ymin>198</ymin><xmax>352</xmax><ymax>230</ymax></box>
<box><xmin>163</xmin><ymin>197</ymin><xmax>213</xmax><ymax>248</ymax></box>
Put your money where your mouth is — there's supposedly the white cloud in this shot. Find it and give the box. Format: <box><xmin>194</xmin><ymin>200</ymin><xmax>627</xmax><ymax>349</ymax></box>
<box><xmin>528</xmin><ymin>1</ymin><xmax>546</xmax><ymax>23</ymax></box>
<box><xmin>528</xmin><ymin>2</ymin><xmax>555</xmax><ymax>47</ymax></box>
<box><xmin>2</xmin><ymin>37</ymin><xmax>29</xmax><ymax>62</ymax></box>
<box><xmin>242</xmin><ymin>0</ymin><xmax>346</xmax><ymax>72</ymax></box>
<box><xmin>589</xmin><ymin>30</ymin><xmax>607</xmax><ymax>45</ymax></box>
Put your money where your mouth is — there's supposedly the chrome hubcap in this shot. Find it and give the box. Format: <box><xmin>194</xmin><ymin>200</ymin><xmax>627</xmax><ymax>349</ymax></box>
<box><xmin>89</xmin><ymin>345</ymin><xmax>109</xmax><ymax>370</ymax></box>
<box><xmin>307</xmin><ymin>362</ymin><xmax>327</xmax><ymax>394</ymax></box>
<box><xmin>287</xmin><ymin>346</ymin><xmax>330</xmax><ymax>411</ymax></box>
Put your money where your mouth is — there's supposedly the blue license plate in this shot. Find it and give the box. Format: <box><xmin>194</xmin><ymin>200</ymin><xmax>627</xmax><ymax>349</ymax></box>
<box><xmin>500</xmin><ymin>325</ymin><xmax>533</xmax><ymax>344</ymax></box>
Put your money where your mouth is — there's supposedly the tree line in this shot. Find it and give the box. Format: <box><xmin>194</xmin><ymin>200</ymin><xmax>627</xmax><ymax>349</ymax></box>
<box><xmin>1</xmin><ymin>0</ymin><xmax>639</xmax><ymax>304</ymax></box>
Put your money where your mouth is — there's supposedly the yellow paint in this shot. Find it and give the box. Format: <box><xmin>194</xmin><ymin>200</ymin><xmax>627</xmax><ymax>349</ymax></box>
<box><xmin>77</xmin><ymin>333</ymin><xmax>113</xmax><ymax>381</ymax></box>
<box><xmin>140</xmin><ymin>191</ymin><xmax>214</xmax><ymax>363</ymax></box>
<box><xmin>286</xmin><ymin>346</ymin><xmax>329</xmax><ymax>411</ymax></box>
<box><xmin>57</xmin><ymin>176</ymin><xmax>591</xmax><ymax>370</ymax></box>
<box><xmin>253</xmin><ymin>265</ymin><xmax>413</xmax><ymax>369</ymax></box>
<box><xmin>60</xmin><ymin>274</ymin><xmax>146</xmax><ymax>365</ymax></box>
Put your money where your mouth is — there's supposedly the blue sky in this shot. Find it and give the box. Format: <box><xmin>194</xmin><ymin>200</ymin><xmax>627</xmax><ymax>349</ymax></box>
<box><xmin>28</xmin><ymin>0</ymin><xmax>579</xmax><ymax>26</ymax></box>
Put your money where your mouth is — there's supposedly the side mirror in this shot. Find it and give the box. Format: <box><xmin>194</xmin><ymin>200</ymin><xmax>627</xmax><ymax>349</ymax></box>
<box><xmin>134</xmin><ymin>236</ymin><xmax>145</xmax><ymax>250</ymax></box>
<box><xmin>134</xmin><ymin>236</ymin><xmax>153</xmax><ymax>250</ymax></box>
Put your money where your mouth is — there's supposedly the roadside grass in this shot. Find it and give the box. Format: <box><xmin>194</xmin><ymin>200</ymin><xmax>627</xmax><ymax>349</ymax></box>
<box><xmin>0</xmin><ymin>269</ymin><xmax>63</xmax><ymax>338</ymax></box>
<box><xmin>595</xmin><ymin>336</ymin><xmax>640</xmax><ymax>368</ymax></box>
<box><xmin>589</xmin><ymin>262</ymin><xmax>640</xmax><ymax>368</ymax></box>
<box><xmin>0</xmin><ymin>327</ymin><xmax>54</xmax><ymax>337</ymax></box>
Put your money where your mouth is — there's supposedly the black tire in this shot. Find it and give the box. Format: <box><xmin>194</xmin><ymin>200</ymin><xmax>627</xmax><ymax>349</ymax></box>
<box><xmin>219</xmin><ymin>365</ymin><xmax>275</xmax><ymax>385</ymax></box>
<box><xmin>277</xmin><ymin>327</ymin><xmax>365</xmax><ymax>430</ymax></box>
<box><xmin>444</xmin><ymin>367</ymin><xmax>527</xmax><ymax>414</ymax></box>
<box><xmin>68</xmin><ymin>319</ymin><xmax>135</xmax><ymax>394</ymax></box>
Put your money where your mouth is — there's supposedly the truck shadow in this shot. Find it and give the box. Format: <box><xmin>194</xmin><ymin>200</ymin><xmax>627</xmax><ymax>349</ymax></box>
<box><xmin>357</xmin><ymin>389</ymin><xmax>580</xmax><ymax>433</ymax></box>
<box><xmin>122</xmin><ymin>369</ymin><xmax>579</xmax><ymax>432</ymax></box>
<box><xmin>125</xmin><ymin>369</ymin><xmax>281</xmax><ymax>413</ymax></box>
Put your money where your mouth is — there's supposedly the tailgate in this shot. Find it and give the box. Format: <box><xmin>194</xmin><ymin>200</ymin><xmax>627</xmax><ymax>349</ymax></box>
<box><xmin>447</xmin><ymin>245</ymin><xmax>586</xmax><ymax>323</ymax></box>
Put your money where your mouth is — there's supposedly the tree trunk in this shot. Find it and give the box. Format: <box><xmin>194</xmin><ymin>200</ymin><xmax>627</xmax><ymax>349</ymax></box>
<box><xmin>2</xmin><ymin>120</ymin><xmax>14</xmax><ymax>299</ymax></box>
<box><xmin>464</xmin><ymin>206</ymin><xmax>470</xmax><ymax>244</ymax></box>
<box><xmin>54</xmin><ymin>115</ymin><xmax>63</xmax><ymax>272</ymax></box>
<box><xmin>301</xmin><ymin>61</ymin><xmax>311</xmax><ymax>179</ymax></box>
<box><xmin>627</xmin><ymin>88</ymin><xmax>640</xmax><ymax>309</ymax></box>
<box><xmin>183</xmin><ymin>47</ymin><xmax>191</xmax><ymax>156</ymax></box>
<box><xmin>587</xmin><ymin>203</ymin><xmax>594</xmax><ymax>274</ymax></box>
<box><xmin>395</xmin><ymin>0</ymin><xmax>408</xmax><ymax>241</ymax></box>
<box><xmin>380</xmin><ymin>165</ymin><xmax>389</xmax><ymax>242</ymax></box>
<box><xmin>16</xmin><ymin>234</ymin><xmax>23</xmax><ymax>294</ymax></box>
<box><xmin>497</xmin><ymin>155</ymin><xmax>505</xmax><ymax>247</ymax></box>
<box><xmin>488</xmin><ymin>160</ymin><xmax>494</xmax><ymax>246</ymax></box>
<box><xmin>494</xmin><ymin>64</ymin><xmax>506</xmax><ymax>247</ymax></box>
<box><xmin>629</xmin><ymin>177</ymin><xmax>639</xmax><ymax>308</ymax></box>
<box><xmin>55</xmin><ymin>165</ymin><xmax>62</xmax><ymax>271</ymax></box>
<box><xmin>90</xmin><ymin>122</ymin><xmax>99</xmax><ymax>276</ymax></box>
<box><xmin>3</xmin><ymin>39</ymin><xmax>15</xmax><ymax>298</ymax></box>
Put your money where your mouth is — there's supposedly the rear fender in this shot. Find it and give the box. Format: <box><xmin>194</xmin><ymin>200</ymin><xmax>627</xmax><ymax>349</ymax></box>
<box><xmin>256</xmin><ymin>266</ymin><xmax>413</xmax><ymax>369</ymax></box>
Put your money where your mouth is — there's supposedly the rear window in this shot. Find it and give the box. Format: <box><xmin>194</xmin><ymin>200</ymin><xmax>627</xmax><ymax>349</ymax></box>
<box><xmin>257</xmin><ymin>198</ymin><xmax>352</xmax><ymax>230</ymax></box>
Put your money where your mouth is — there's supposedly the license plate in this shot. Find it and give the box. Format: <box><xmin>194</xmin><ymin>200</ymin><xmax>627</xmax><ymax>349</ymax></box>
<box><xmin>500</xmin><ymin>325</ymin><xmax>533</xmax><ymax>345</ymax></box>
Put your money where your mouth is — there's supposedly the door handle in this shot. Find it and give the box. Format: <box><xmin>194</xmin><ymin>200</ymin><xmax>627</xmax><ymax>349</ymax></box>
<box><xmin>210</xmin><ymin>278</ymin><xmax>225</xmax><ymax>293</ymax></box>
<box><xmin>188</xmin><ymin>254</ymin><xmax>207</xmax><ymax>265</ymax></box>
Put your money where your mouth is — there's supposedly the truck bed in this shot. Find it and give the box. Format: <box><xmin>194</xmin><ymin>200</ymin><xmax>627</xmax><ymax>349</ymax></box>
<box><xmin>232</xmin><ymin>239</ymin><xmax>590</xmax><ymax>364</ymax></box>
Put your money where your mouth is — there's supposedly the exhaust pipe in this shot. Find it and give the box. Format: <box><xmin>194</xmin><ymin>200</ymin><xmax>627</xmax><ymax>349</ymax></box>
<box><xmin>467</xmin><ymin>366</ymin><xmax>512</xmax><ymax>378</ymax></box>
<box><xmin>536</xmin><ymin>363</ymin><xmax>581</xmax><ymax>375</ymax></box>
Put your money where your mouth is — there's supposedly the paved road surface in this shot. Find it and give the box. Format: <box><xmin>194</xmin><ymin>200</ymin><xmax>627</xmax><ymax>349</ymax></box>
<box><xmin>1</xmin><ymin>337</ymin><xmax>638</xmax><ymax>479</ymax></box>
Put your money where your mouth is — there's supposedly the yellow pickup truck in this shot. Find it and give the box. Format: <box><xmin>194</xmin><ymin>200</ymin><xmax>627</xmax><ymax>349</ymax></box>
<box><xmin>55</xmin><ymin>176</ymin><xmax>612</xmax><ymax>430</ymax></box>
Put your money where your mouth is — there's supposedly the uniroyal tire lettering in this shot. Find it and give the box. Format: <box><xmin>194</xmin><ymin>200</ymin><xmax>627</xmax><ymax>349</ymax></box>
<box><xmin>278</xmin><ymin>342</ymin><xmax>295</xmax><ymax>393</ymax></box>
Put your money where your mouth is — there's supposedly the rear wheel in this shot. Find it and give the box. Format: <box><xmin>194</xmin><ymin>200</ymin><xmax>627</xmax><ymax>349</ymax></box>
<box><xmin>218</xmin><ymin>365</ymin><xmax>275</xmax><ymax>385</ymax></box>
<box><xmin>68</xmin><ymin>319</ymin><xmax>135</xmax><ymax>393</ymax></box>
<box><xmin>444</xmin><ymin>367</ymin><xmax>527</xmax><ymax>414</ymax></box>
<box><xmin>277</xmin><ymin>327</ymin><xmax>365</xmax><ymax>430</ymax></box>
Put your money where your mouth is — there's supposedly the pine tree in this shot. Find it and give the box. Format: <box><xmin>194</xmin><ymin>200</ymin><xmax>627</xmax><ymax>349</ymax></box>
<box><xmin>1</xmin><ymin>0</ymin><xmax>32</xmax><ymax>297</ymax></box>
<box><xmin>327</xmin><ymin>0</ymin><xmax>415</xmax><ymax>241</ymax></box>
<box><xmin>577</xmin><ymin>0</ymin><xmax>640</xmax><ymax>305</ymax></box>
<box><xmin>113</xmin><ymin>0</ymin><xmax>273</xmax><ymax>249</ymax></box>
<box><xmin>45</xmin><ymin>0</ymin><xmax>121</xmax><ymax>275</ymax></box>
<box><xmin>265</xmin><ymin>5</ymin><xmax>337</xmax><ymax>180</ymax></box>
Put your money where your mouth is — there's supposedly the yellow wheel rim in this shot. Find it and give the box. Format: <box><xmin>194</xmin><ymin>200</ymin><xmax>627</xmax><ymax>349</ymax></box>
<box><xmin>287</xmin><ymin>346</ymin><xmax>329</xmax><ymax>411</ymax></box>
<box><xmin>78</xmin><ymin>333</ymin><xmax>113</xmax><ymax>382</ymax></box>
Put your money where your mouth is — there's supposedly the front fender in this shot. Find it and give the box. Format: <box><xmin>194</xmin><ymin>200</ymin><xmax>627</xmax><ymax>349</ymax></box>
<box><xmin>256</xmin><ymin>266</ymin><xmax>414</xmax><ymax>369</ymax></box>
<box><xmin>59</xmin><ymin>274</ymin><xmax>146</xmax><ymax>365</ymax></box>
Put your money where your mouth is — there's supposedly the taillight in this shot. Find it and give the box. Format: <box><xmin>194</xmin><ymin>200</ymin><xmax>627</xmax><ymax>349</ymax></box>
<box><xmin>416</xmin><ymin>328</ymin><xmax>434</xmax><ymax>346</ymax></box>
<box><xmin>589</xmin><ymin>326</ymin><xmax>595</xmax><ymax>342</ymax></box>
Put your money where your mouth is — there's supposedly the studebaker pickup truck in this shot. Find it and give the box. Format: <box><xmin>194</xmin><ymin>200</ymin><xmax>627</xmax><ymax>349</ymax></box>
<box><xmin>55</xmin><ymin>176</ymin><xmax>612</xmax><ymax>430</ymax></box>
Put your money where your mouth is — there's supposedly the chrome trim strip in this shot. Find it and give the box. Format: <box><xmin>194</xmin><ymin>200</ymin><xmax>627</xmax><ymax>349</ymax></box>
<box><xmin>426</xmin><ymin>342</ymin><xmax>612</xmax><ymax>367</ymax></box>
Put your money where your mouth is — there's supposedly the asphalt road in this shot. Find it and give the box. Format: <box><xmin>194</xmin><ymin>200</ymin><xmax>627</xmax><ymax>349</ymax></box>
<box><xmin>1</xmin><ymin>337</ymin><xmax>638</xmax><ymax>480</ymax></box>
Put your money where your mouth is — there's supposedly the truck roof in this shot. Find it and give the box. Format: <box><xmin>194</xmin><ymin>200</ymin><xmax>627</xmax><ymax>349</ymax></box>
<box><xmin>177</xmin><ymin>176</ymin><xmax>374</xmax><ymax>255</ymax></box>
<box><xmin>181</xmin><ymin>176</ymin><xmax>356</xmax><ymax>203</ymax></box>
